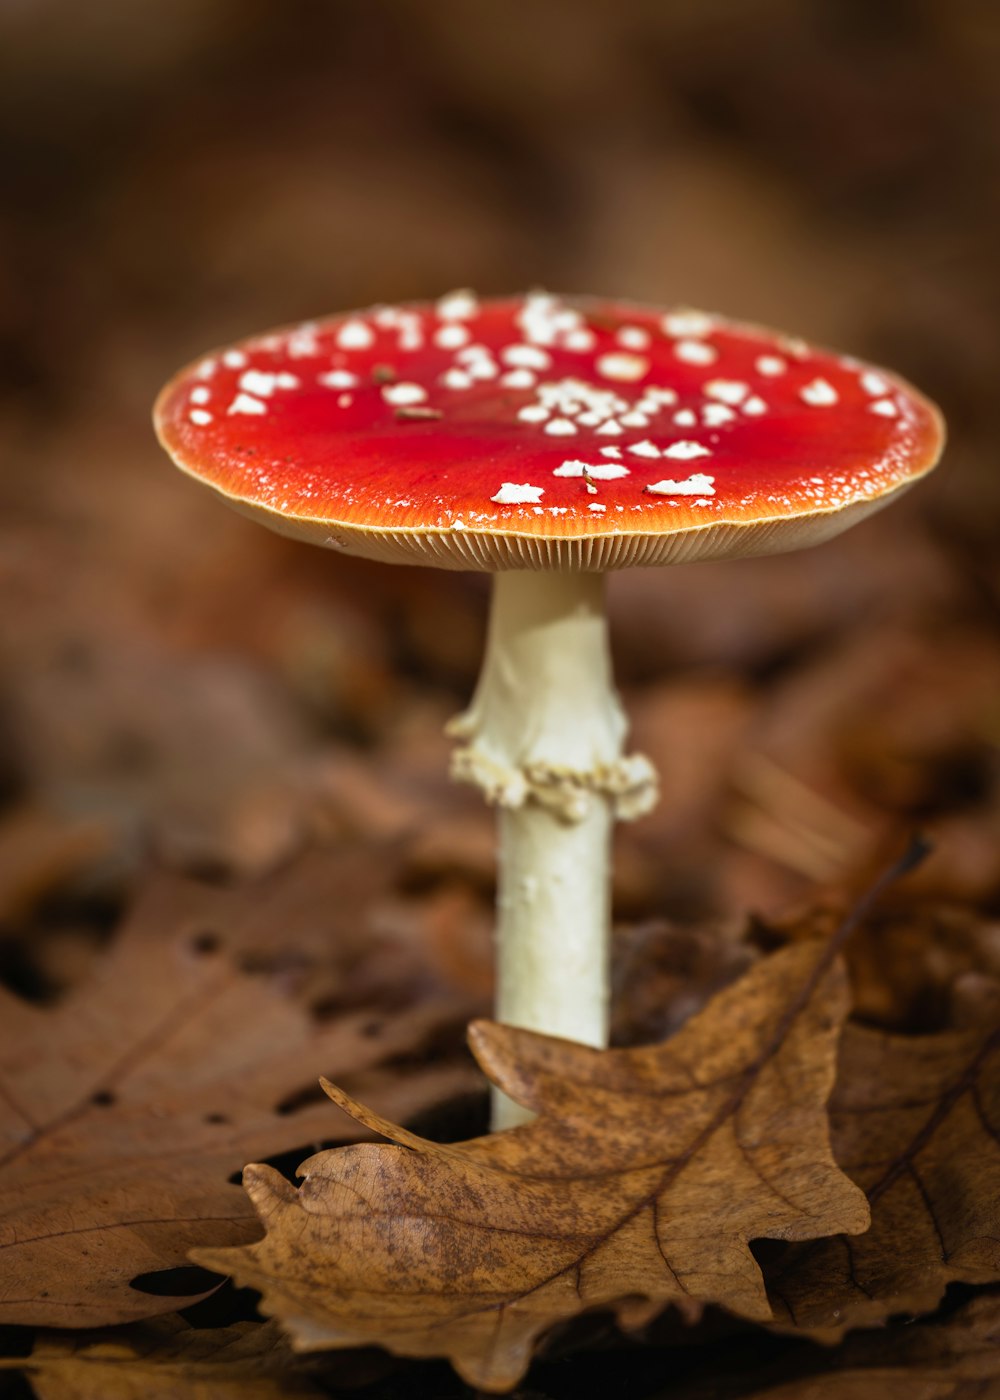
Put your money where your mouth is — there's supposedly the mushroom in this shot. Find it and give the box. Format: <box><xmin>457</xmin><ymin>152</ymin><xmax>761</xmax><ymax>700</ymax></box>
<box><xmin>154</xmin><ymin>293</ymin><xmax>944</xmax><ymax>1127</ymax></box>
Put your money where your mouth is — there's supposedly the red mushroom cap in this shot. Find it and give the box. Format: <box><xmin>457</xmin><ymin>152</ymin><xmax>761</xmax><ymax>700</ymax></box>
<box><xmin>154</xmin><ymin>293</ymin><xmax>943</xmax><ymax>570</ymax></box>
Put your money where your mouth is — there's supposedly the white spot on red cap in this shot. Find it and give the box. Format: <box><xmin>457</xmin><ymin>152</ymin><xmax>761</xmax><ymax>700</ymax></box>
<box><xmin>500</xmin><ymin>368</ymin><xmax>537</xmax><ymax>389</ymax></box>
<box><xmin>644</xmin><ymin>386</ymin><xmax>679</xmax><ymax>405</ymax></box>
<box><xmin>553</xmin><ymin>459</ymin><xmax>631</xmax><ymax>480</ymax></box>
<box><xmin>434</xmin><ymin>324</ymin><xmax>470</xmax><ymax>350</ymax></box>
<box><xmin>596</xmin><ymin>352</ymin><xmax>649</xmax><ymax>382</ymax></box>
<box><xmin>516</xmin><ymin>292</ymin><xmax>573</xmax><ymax>346</ymax></box>
<box><xmin>755</xmin><ymin>355</ymin><xmax>786</xmax><ymax>377</ymax></box>
<box><xmin>702</xmin><ymin>403</ymin><xmax>735</xmax><ymax>426</ymax></box>
<box><xmin>662</xmin><ymin>310</ymin><xmax>713</xmax><ymax>338</ymax></box>
<box><xmin>189</xmin><ymin>408</ymin><xmax>213</xmax><ymax>425</ymax></box>
<box><xmin>598</xmin><ymin>445</ymin><xmax>623</xmax><ymax>459</ymax></box>
<box><xmin>240</xmin><ymin>369</ymin><xmax>299</xmax><ymax>397</ymax></box>
<box><xmin>454</xmin><ymin>346</ymin><xmax>499</xmax><ymax>381</ymax></box>
<box><xmin>673</xmin><ymin>409</ymin><xmax>697</xmax><ymax>427</ymax></box>
<box><xmin>492</xmin><ymin>482</ymin><xmax>544</xmax><ymax>504</ymax></box>
<box><xmin>741</xmin><ymin>396</ymin><xmax>767</xmax><ymax>416</ymax></box>
<box><xmin>381</xmin><ymin>383</ymin><xmax>427</xmax><ymax>406</ymax></box>
<box><xmin>437</xmin><ymin>289</ymin><xmax>479</xmax><ymax>320</ymax></box>
<box><xmin>800</xmin><ymin>378</ymin><xmax>838</xmax><ymax>406</ymax></box>
<box><xmin>663</xmin><ymin>440</ymin><xmax>711</xmax><ymax>460</ymax></box>
<box><xmin>617</xmin><ymin>325</ymin><xmax>650</xmax><ymax>350</ymax></box>
<box><xmin>674</xmin><ymin>340</ymin><xmax>717</xmax><ymax>366</ymax></box>
<box><xmin>647</xmin><ymin>472</ymin><xmax>716</xmax><ymax>496</ymax></box>
<box><xmin>780</xmin><ymin>335</ymin><xmax>810</xmax><ymax>358</ymax></box>
<box><xmin>287</xmin><ymin>323</ymin><xmax>321</xmax><ymax>358</ymax></box>
<box><xmin>861</xmin><ymin>371</ymin><xmax>890</xmax><ymax>396</ymax></box>
<box><xmin>595</xmin><ymin>419</ymin><xmax>623</xmax><ymax>435</ymax></box>
<box><xmin>227</xmin><ymin>392</ymin><xmax>267</xmax><ymax>415</ymax></box>
<box><xmin>190</xmin><ymin>385</ymin><xmax>211</xmax><ymax>405</ymax></box>
<box><xmin>222</xmin><ymin>349</ymin><xmax>248</xmax><ymax>369</ymax></box>
<box><xmin>544</xmin><ymin>418</ymin><xmax>577</xmax><ymax>436</ymax></box>
<box><xmin>518</xmin><ymin>404</ymin><xmax>550</xmax><ymax>423</ymax></box>
<box><xmin>336</xmin><ymin>319</ymin><xmax>374</xmax><ymax>350</ymax></box>
<box><xmin>318</xmin><ymin>370</ymin><xmax>359</xmax><ymax>389</ymax></box>
<box><xmin>501</xmin><ymin>344</ymin><xmax>551</xmax><ymax>371</ymax></box>
<box><xmin>705</xmin><ymin>379</ymin><xmax>749</xmax><ymax>405</ymax></box>
<box><xmin>869</xmin><ymin>398</ymin><xmax>899</xmax><ymax>417</ymax></box>
<box><xmin>564</xmin><ymin>327</ymin><xmax>596</xmax><ymax>352</ymax></box>
<box><xmin>441</xmin><ymin>368</ymin><xmax>473</xmax><ymax>391</ymax></box>
<box><xmin>627</xmin><ymin>440</ymin><xmax>661</xmax><ymax>459</ymax></box>
<box><xmin>588</xmin><ymin>502</ymin><xmax>607</xmax><ymax>512</ymax></box>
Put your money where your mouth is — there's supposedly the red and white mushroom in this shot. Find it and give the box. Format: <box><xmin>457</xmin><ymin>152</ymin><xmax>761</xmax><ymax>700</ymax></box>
<box><xmin>155</xmin><ymin>292</ymin><xmax>944</xmax><ymax>1127</ymax></box>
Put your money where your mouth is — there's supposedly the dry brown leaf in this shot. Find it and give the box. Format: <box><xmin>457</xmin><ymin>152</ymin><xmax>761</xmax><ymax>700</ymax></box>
<box><xmin>724</xmin><ymin>625</ymin><xmax>1000</xmax><ymax>908</ymax></box>
<box><xmin>611</xmin><ymin>917</ymin><xmax>758</xmax><ymax>1047</ymax></box>
<box><xmin>764</xmin><ymin>1003</ymin><xmax>1000</xmax><ymax>1336</ymax></box>
<box><xmin>0</xmin><ymin>872</ymin><xmax>479</xmax><ymax>1329</ymax></box>
<box><xmin>6</xmin><ymin>1317</ymin><xmax>325</xmax><ymax>1400</ymax></box>
<box><xmin>761</xmin><ymin>896</ymin><xmax>1000</xmax><ymax>1034</ymax></box>
<box><xmin>836</xmin><ymin>900</ymin><xmax>1000</xmax><ymax>1033</ymax></box>
<box><xmin>0</xmin><ymin>806</ymin><xmax>113</xmax><ymax>929</ymax></box>
<box><xmin>748</xmin><ymin>1294</ymin><xmax>1000</xmax><ymax>1400</ymax></box>
<box><xmin>209</xmin><ymin>842</ymin><xmax>492</xmax><ymax>1015</ymax></box>
<box><xmin>195</xmin><ymin>941</ymin><xmax>869</xmax><ymax>1393</ymax></box>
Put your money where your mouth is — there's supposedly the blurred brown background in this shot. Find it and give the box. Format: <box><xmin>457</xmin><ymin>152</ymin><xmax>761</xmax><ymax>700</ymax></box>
<box><xmin>2</xmin><ymin>0</ymin><xmax>999</xmax><ymax>990</ymax></box>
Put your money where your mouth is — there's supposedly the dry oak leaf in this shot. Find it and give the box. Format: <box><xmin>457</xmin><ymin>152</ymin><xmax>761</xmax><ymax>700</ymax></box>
<box><xmin>195</xmin><ymin>941</ymin><xmax>870</xmax><ymax>1394</ymax></box>
<box><xmin>5</xmin><ymin>1317</ymin><xmax>325</xmax><ymax>1400</ymax></box>
<box><xmin>0</xmin><ymin>873</ymin><xmax>479</xmax><ymax>1329</ymax></box>
<box><xmin>764</xmin><ymin>1000</ymin><xmax>1000</xmax><ymax>1337</ymax></box>
<box><xmin>750</xmin><ymin>1293</ymin><xmax>1000</xmax><ymax>1400</ymax></box>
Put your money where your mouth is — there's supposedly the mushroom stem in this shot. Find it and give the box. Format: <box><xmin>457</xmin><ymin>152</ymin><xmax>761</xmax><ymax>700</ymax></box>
<box><xmin>448</xmin><ymin>570</ymin><xmax>657</xmax><ymax>1128</ymax></box>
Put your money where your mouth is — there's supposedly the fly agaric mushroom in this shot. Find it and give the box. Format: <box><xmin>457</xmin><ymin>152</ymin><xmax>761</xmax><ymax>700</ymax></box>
<box><xmin>154</xmin><ymin>293</ymin><xmax>943</xmax><ymax>1127</ymax></box>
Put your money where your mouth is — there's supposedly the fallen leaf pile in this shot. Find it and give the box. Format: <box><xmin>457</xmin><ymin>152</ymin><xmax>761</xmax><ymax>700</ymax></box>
<box><xmin>765</xmin><ymin>1008</ymin><xmax>1000</xmax><ymax>1337</ymax></box>
<box><xmin>0</xmin><ymin>864</ymin><xmax>482</xmax><ymax>1329</ymax></box>
<box><xmin>195</xmin><ymin>941</ymin><xmax>870</xmax><ymax>1391</ymax></box>
<box><xmin>748</xmin><ymin>1293</ymin><xmax>1000</xmax><ymax>1400</ymax></box>
<box><xmin>4</xmin><ymin>795</ymin><xmax>999</xmax><ymax>1399</ymax></box>
<box><xmin>5</xmin><ymin>1319</ymin><xmax>328</xmax><ymax>1400</ymax></box>
<box><xmin>184</xmin><ymin>837</ymin><xmax>1000</xmax><ymax>1393</ymax></box>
